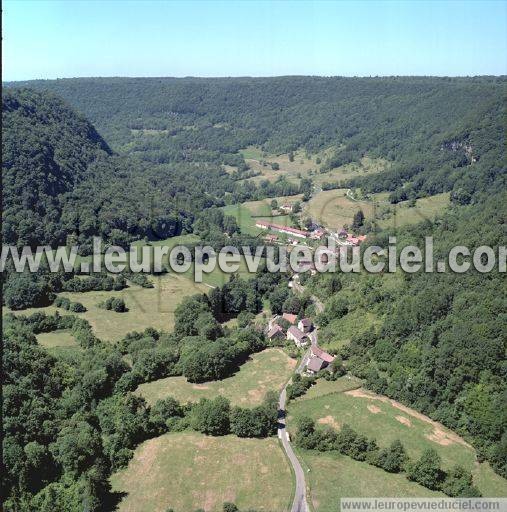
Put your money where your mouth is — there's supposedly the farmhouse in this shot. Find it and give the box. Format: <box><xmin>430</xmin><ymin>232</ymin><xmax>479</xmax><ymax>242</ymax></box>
<box><xmin>310</xmin><ymin>228</ymin><xmax>326</xmax><ymax>240</ymax></box>
<box><xmin>255</xmin><ymin>220</ymin><xmax>309</xmax><ymax>239</ymax></box>
<box><xmin>287</xmin><ymin>326</ymin><xmax>308</xmax><ymax>347</ymax></box>
<box><xmin>310</xmin><ymin>345</ymin><xmax>335</xmax><ymax>364</ymax></box>
<box><xmin>267</xmin><ymin>324</ymin><xmax>285</xmax><ymax>341</ymax></box>
<box><xmin>306</xmin><ymin>357</ymin><xmax>326</xmax><ymax>374</ymax></box>
<box><xmin>345</xmin><ymin>234</ymin><xmax>367</xmax><ymax>246</ymax></box>
<box><xmin>298</xmin><ymin>318</ymin><xmax>313</xmax><ymax>333</ymax></box>
<box><xmin>279</xmin><ymin>203</ymin><xmax>294</xmax><ymax>213</ymax></box>
<box><xmin>282</xmin><ymin>312</ymin><xmax>298</xmax><ymax>324</ymax></box>
<box><xmin>264</xmin><ymin>234</ymin><xmax>279</xmax><ymax>243</ymax></box>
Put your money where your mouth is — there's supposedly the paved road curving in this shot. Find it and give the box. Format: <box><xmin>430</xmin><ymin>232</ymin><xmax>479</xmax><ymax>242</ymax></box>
<box><xmin>279</xmin><ymin>351</ymin><xmax>310</xmax><ymax>512</ymax></box>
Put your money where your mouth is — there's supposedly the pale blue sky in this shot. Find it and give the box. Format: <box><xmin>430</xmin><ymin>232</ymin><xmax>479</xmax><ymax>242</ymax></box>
<box><xmin>3</xmin><ymin>0</ymin><xmax>506</xmax><ymax>80</ymax></box>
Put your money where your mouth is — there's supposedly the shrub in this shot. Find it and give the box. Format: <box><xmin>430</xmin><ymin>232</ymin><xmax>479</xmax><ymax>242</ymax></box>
<box><xmin>69</xmin><ymin>302</ymin><xmax>86</xmax><ymax>313</ymax></box>
<box><xmin>98</xmin><ymin>297</ymin><xmax>128</xmax><ymax>312</ymax></box>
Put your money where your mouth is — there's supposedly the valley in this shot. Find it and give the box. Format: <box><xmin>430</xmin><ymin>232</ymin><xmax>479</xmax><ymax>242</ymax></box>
<box><xmin>3</xmin><ymin>76</ymin><xmax>506</xmax><ymax>512</ymax></box>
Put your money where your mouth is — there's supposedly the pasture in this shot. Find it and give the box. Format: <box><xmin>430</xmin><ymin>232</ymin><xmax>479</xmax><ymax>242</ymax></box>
<box><xmin>288</xmin><ymin>387</ymin><xmax>507</xmax><ymax>497</ymax></box>
<box><xmin>305</xmin><ymin>189</ymin><xmax>374</xmax><ymax>230</ymax></box>
<box><xmin>312</xmin><ymin>156</ymin><xmax>390</xmax><ymax>187</ymax></box>
<box><xmin>12</xmin><ymin>273</ymin><xmax>207</xmax><ymax>342</ymax></box>
<box><xmin>300</xmin><ymin>449</ymin><xmax>442</xmax><ymax>512</ymax></box>
<box><xmin>36</xmin><ymin>329</ymin><xmax>83</xmax><ymax>358</ymax></box>
<box><xmin>110</xmin><ymin>432</ymin><xmax>292</xmax><ymax>512</ymax></box>
<box><xmin>242</xmin><ymin>148</ymin><xmax>322</xmax><ymax>184</ymax></box>
<box><xmin>374</xmin><ymin>192</ymin><xmax>450</xmax><ymax>230</ymax></box>
<box><xmin>136</xmin><ymin>348</ymin><xmax>297</xmax><ymax>407</ymax></box>
<box><xmin>222</xmin><ymin>194</ymin><xmax>303</xmax><ymax>236</ymax></box>
<box><xmin>57</xmin><ymin>274</ymin><xmax>207</xmax><ymax>341</ymax></box>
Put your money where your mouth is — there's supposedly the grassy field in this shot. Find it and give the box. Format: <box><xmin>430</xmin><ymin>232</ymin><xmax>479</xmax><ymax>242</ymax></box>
<box><xmin>10</xmin><ymin>273</ymin><xmax>208</xmax><ymax>342</ymax></box>
<box><xmin>36</xmin><ymin>329</ymin><xmax>83</xmax><ymax>358</ymax></box>
<box><xmin>239</xmin><ymin>148</ymin><xmax>387</xmax><ymax>187</ymax></box>
<box><xmin>136</xmin><ymin>348</ymin><xmax>296</xmax><ymax>407</ymax></box>
<box><xmin>374</xmin><ymin>192</ymin><xmax>450</xmax><ymax>230</ymax></box>
<box><xmin>306</xmin><ymin>189</ymin><xmax>449</xmax><ymax>232</ymax></box>
<box><xmin>305</xmin><ymin>189</ymin><xmax>374</xmax><ymax>230</ymax></box>
<box><xmin>301</xmin><ymin>449</ymin><xmax>442</xmax><ymax>511</ymax></box>
<box><xmin>288</xmin><ymin>387</ymin><xmax>507</xmax><ymax>497</ymax></box>
<box><xmin>312</xmin><ymin>156</ymin><xmax>390</xmax><ymax>187</ymax></box>
<box><xmin>295</xmin><ymin>375</ymin><xmax>363</xmax><ymax>401</ymax></box>
<box><xmin>110</xmin><ymin>432</ymin><xmax>292</xmax><ymax>512</ymax></box>
<box><xmin>242</xmin><ymin>148</ymin><xmax>321</xmax><ymax>184</ymax></box>
<box><xmin>222</xmin><ymin>194</ymin><xmax>303</xmax><ymax>236</ymax></box>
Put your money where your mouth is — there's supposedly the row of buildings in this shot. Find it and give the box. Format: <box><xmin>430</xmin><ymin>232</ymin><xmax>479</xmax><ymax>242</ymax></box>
<box><xmin>257</xmin><ymin>220</ymin><xmax>367</xmax><ymax>247</ymax></box>
<box><xmin>256</xmin><ymin>220</ymin><xmax>326</xmax><ymax>240</ymax></box>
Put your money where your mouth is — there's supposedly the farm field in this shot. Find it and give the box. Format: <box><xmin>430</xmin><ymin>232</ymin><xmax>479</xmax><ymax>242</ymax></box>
<box><xmin>288</xmin><ymin>387</ymin><xmax>507</xmax><ymax>497</ymax></box>
<box><xmin>305</xmin><ymin>189</ymin><xmax>374</xmax><ymax>230</ymax></box>
<box><xmin>306</xmin><ymin>189</ymin><xmax>449</xmax><ymax>232</ymax></box>
<box><xmin>239</xmin><ymin>146</ymin><xmax>388</xmax><ymax>187</ymax></box>
<box><xmin>241</xmin><ymin>147</ymin><xmax>325</xmax><ymax>184</ymax></box>
<box><xmin>110</xmin><ymin>432</ymin><xmax>292</xmax><ymax>512</ymax></box>
<box><xmin>300</xmin><ymin>449</ymin><xmax>442</xmax><ymax>512</ymax></box>
<box><xmin>222</xmin><ymin>194</ymin><xmax>303</xmax><ymax>236</ymax></box>
<box><xmin>136</xmin><ymin>348</ymin><xmax>296</xmax><ymax>407</ymax></box>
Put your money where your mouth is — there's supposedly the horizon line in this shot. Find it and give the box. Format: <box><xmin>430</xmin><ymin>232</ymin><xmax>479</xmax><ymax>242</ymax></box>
<box><xmin>5</xmin><ymin>73</ymin><xmax>507</xmax><ymax>83</ymax></box>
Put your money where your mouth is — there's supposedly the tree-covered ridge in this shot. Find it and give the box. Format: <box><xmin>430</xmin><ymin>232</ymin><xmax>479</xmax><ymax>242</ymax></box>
<box><xmin>8</xmin><ymin>76</ymin><xmax>506</xmax><ymax>203</ymax></box>
<box><xmin>2</xmin><ymin>89</ymin><xmax>111</xmax><ymax>246</ymax></box>
<box><xmin>2</xmin><ymin>88</ymin><xmax>309</xmax><ymax>249</ymax></box>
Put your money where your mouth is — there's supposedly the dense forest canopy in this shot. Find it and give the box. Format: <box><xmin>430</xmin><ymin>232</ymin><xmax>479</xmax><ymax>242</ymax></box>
<box><xmin>7</xmin><ymin>76</ymin><xmax>506</xmax><ymax>204</ymax></box>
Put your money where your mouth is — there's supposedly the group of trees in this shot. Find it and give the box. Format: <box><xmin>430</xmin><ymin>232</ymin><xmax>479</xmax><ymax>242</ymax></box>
<box><xmin>295</xmin><ymin>417</ymin><xmax>480</xmax><ymax>496</ymax></box>
<box><xmin>190</xmin><ymin>393</ymin><xmax>278</xmax><ymax>438</ymax></box>
<box><xmin>2</xmin><ymin>293</ymin><xmax>284</xmax><ymax>512</ymax></box>
<box><xmin>97</xmin><ymin>297</ymin><xmax>128</xmax><ymax>312</ymax></box>
<box><xmin>54</xmin><ymin>297</ymin><xmax>86</xmax><ymax>313</ymax></box>
<box><xmin>10</xmin><ymin>76</ymin><xmax>505</xmax><ymax>213</ymax></box>
<box><xmin>2</xmin><ymin>266</ymin><xmax>131</xmax><ymax>312</ymax></box>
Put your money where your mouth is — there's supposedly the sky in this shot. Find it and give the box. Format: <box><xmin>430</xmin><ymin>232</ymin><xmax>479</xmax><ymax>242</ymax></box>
<box><xmin>3</xmin><ymin>0</ymin><xmax>506</xmax><ymax>81</ymax></box>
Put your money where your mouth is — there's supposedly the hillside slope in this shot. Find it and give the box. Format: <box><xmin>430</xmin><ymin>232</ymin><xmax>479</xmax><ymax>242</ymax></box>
<box><xmin>8</xmin><ymin>76</ymin><xmax>506</xmax><ymax>203</ymax></box>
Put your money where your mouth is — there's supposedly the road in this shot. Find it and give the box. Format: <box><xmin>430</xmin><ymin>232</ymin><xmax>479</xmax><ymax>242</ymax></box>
<box><xmin>279</xmin><ymin>277</ymin><xmax>324</xmax><ymax>512</ymax></box>
<box><xmin>278</xmin><ymin>350</ymin><xmax>310</xmax><ymax>512</ymax></box>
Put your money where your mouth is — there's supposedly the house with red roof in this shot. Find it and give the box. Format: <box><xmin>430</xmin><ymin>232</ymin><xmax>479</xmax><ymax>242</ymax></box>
<box><xmin>282</xmin><ymin>312</ymin><xmax>298</xmax><ymax>324</ymax></box>
<box><xmin>255</xmin><ymin>220</ymin><xmax>309</xmax><ymax>239</ymax></box>
<box><xmin>310</xmin><ymin>345</ymin><xmax>335</xmax><ymax>364</ymax></box>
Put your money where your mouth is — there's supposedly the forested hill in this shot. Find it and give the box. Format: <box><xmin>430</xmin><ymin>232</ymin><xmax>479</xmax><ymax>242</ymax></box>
<box><xmin>8</xmin><ymin>76</ymin><xmax>506</xmax><ymax>204</ymax></box>
<box><xmin>3</xmin><ymin>88</ymin><xmax>302</xmax><ymax>249</ymax></box>
<box><xmin>2</xmin><ymin>89</ymin><xmax>112</xmax><ymax>246</ymax></box>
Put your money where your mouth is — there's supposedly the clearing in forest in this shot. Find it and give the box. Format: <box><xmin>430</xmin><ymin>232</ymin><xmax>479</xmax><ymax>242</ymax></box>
<box><xmin>305</xmin><ymin>189</ymin><xmax>374</xmax><ymax>230</ymax></box>
<box><xmin>11</xmin><ymin>273</ymin><xmax>207</xmax><ymax>342</ymax></box>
